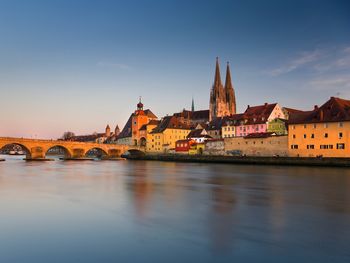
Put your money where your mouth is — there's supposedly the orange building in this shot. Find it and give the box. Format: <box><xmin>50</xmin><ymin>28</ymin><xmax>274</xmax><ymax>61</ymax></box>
<box><xmin>117</xmin><ymin>99</ymin><xmax>157</xmax><ymax>146</ymax></box>
<box><xmin>288</xmin><ymin>97</ymin><xmax>350</xmax><ymax>157</ymax></box>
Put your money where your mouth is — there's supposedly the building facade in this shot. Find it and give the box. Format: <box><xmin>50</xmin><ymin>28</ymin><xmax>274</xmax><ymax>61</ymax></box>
<box><xmin>235</xmin><ymin>103</ymin><xmax>286</xmax><ymax>137</ymax></box>
<box><xmin>148</xmin><ymin>116</ymin><xmax>191</xmax><ymax>153</ymax></box>
<box><xmin>288</xmin><ymin>97</ymin><xmax>350</xmax><ymax>157</ymax></box>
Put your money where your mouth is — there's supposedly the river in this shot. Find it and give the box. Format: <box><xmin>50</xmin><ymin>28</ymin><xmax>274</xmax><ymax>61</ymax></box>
<box><xmin>0</xmin><ymin>155</ymin><xmax>349</xmax><ymax>263</ymax></box>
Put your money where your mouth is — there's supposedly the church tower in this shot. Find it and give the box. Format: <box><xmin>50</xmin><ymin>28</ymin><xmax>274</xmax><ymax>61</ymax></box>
<box><xmin>209</xmin><ymin>57</ymin><xmax>228</xmax><ymax>121</ymax></box>
<box><xmin>105</xmin><ymin>124</ymin><xmax>111</xmax><ymax>137</ymax></box>
<box><xmin>224</xmin><ymin>62</ymin><xmax>237</xmax><ymax>115</ymax></box>
<box><xmin>114</xmin><ymin>125</ymin><xmax>120</xmax><ymax>136</ymax></box>
<box><xmin>131</xmin><ymin>97</ymin><xmax>149</xmax><ymax>145</ymax></box>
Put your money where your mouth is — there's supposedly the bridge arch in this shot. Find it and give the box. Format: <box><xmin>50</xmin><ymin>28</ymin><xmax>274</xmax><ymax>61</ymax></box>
<box><xmin>45</xmin><ymin>145</ymin><xmax>72</xmax><ymax>158</ymax></box>
<box><xmin>0</xmin><ymin>142</ymin><xmax>32</xmax><ymax>158</ymax></box>
<box><xmin>84</xmin><ymin>147</ymin><xmax>108</xmax><ymax>158</ymax></box>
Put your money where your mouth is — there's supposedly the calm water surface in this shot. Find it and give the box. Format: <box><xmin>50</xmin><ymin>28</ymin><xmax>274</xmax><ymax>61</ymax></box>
<box><xmin>0</xmin><ymin>155</ymin><xmax>349</xmax><ymax>263</ymax></box>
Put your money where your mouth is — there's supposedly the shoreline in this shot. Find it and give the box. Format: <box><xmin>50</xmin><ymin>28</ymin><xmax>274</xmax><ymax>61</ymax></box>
<box><xmin>125</xmin><ymin>154</ymin><xmax>350</xmax><ymax>167</ymax></box>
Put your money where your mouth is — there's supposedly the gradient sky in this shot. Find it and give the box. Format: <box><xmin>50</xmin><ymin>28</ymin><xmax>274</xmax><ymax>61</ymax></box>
<box><xmin>0</xmin><ymin>0</ymin><xmax>349</xmax><ymax>139</ymax></box>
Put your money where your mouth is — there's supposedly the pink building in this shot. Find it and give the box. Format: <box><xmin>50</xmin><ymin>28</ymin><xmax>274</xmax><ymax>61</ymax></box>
<box><xmin>235</xmin><ymin>103</ymin><xmax>286</xmax><ymax>137</ymax></box>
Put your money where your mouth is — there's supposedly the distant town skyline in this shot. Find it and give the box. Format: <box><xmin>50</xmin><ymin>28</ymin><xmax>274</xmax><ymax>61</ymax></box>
<box><xmin>0</xmin><ymin>0</ymin><xmax>349</xmax><ymax>138</ymax></box>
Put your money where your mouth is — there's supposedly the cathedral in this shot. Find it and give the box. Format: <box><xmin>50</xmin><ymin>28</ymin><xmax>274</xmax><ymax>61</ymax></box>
<box><xmin>209</xmin><ymin>57</ymin><xmax>237</xmax><ymax>121</ymax></box>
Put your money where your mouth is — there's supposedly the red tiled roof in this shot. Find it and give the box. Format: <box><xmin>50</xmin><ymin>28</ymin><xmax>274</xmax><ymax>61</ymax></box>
<box><xmin>222</xmin><ymin>113</ymin><xmax>244</xmax><ymax>126</ymax></box>
<box><xmin>144</xmin><ymin>109</ymin><xmax>157</xmax><ymax>119</ymax></box>
<box><xmin>173</xmin><ymin>109</ymin><xmax>209</xmax><ymax>120</ymax></box>
<box><xmin>288</xmin><ymin>97</ymin><xmax>350</xmax><ymax>124</ymax></box>
<box><xmin>151</xmin><ymin>116</ymin><xmax>191</xmax><ymax>133</ymax></box>
<box><xmin>242</xmin><ymin>103</ymin><xmax>277</xmax><ymax>124</ymax></box>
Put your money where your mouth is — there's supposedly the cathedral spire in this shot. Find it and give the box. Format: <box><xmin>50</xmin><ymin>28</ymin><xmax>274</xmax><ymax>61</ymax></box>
<box><xmin>225</xmin><ymin>62</ymin><xmax>232</xmax><ymax>90</ymax></box>
<box><xmin>191</xmin><ymin>97</ymin><xmax>195</xmax><ymax>112</ymax></box>
<box><xmin>224</xmin><ymin>61</ymin><xmax>237</xmax><ymax>115</ymax></box>
<box><xmin>214</xmin><ymin>57</ymin><xmax>222</xmax><ymax>87</ymax></box>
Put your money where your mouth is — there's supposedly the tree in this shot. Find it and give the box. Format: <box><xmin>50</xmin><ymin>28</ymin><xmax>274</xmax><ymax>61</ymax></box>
<box><xmin>61</xmin><ymin>131</ymin><xmax>75</xmax><ymax>140</ymax></box>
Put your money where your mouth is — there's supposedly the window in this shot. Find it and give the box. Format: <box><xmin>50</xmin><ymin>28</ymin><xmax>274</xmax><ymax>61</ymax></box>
<box><xmin>293</xmin><ymin>134</ymin><xmax>296</xmax><ymax>139</ymax></box>
<box><xmin>313</xmin><ymin>124</ymin><xmax>317</xmax><ymax>128</ymax></box>
<box><xmin>291</xmin><ymin>144</ymin><xmax>298</xmax><ymax>149</ymax></box>
<box><xmin>307</xmin><ymin>145</ymin><xmax>315</xmax><ymax>149</ymax></box>
<box><xmin>311</xmin><ymin>134</ymin><xmax>314</xmax><ymax>139</ymax></box>
<box><xmin>337</xmin><ymin>143</ymin><xmax>345</xmax><ymax>149</ymax></box>
<box><xmin>324</xmin><ymin>133</ymin><xmax>328</xmax><ymax>138</ymax></box>
<box><xmin>292</xmin><ymin>125</ymin><xmax>296</xmax><ymax>130</ymax></box>
<box><xmin>339</xmin><ymin>122</ymin><xmax>343</xmax><ymax>128</ymax></box>
<box><xmin>304</xmin><ymin>134</ymin><xmax>306</xmax><ymax>139</ymax></box>
<box><xmin>304</xmin><ymin>124</ymin><xmax>307</xmax><ymax>129</ymax></box>
<box><xmin>339</xmin><ymin>132</ymin><xmax>343</xmax><ymax>138</ymax></box>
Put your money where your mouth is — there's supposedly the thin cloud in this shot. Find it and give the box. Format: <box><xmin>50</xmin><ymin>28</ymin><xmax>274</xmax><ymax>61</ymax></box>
<box><xmin>309</xmin><ymin>75</ymin><xmax>350</xmax><ymax>97</ymax></box>
<box><xmin>313</xmin><ymin>47</ymin><xmax>350</xmax><ymax>73</ymax></box>
<box><xmin>267</xmin><ymin>49</ymin><xmax>323</xmax><ymax>76</ymax></box>
<box><xmin>96</xmin><ymin>61</ymin><xmax>131</xmax><ymax>70</ymax></box>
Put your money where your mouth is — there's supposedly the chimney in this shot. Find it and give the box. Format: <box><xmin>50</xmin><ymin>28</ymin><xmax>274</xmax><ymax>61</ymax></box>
<box><xmin>319</xmin><ymin>110</ymin><xmax>324</xmax><ymax>121</ymax></box>
<box><xmin>264</xmin><ymin>103</ymin><xmax>268</xmax><ymax>106</ymax></box>
<box><xmin>247</xmin><ymin>105</ymin><xmax>250</xmax><ymax>109</ymax></box>
<box><xmin>314</xmin><ymin>105</ymin><xmax>318</xmax><ymax>110</ymax></box>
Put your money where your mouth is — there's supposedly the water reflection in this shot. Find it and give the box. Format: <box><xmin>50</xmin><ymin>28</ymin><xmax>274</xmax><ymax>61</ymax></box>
<box><xmin>0</xmin><ymin>156</ymin><xmax>349</xmax><ymax>262</ymax></box>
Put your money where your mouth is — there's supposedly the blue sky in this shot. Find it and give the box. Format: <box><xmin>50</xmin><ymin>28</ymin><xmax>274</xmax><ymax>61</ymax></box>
<box><xmin>0</xmin><ymin>0</ymin><xmax>349</xmax><ymax>138</ymax></box>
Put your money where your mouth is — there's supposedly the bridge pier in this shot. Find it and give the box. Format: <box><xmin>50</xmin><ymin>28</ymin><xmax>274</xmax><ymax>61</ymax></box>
<box><xmin>23</xmin><ymin>146</ymin><xmax>54</xmax><ymax>161</ymax></box>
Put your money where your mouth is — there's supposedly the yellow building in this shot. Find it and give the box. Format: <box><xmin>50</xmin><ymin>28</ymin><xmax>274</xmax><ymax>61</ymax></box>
<box><xmin>148</xmin><ymin>116</ymin><xmax>191</xmax><ymax>153</ymax></box>
<box><xmin>139</xmin><ymin>120</ymin><xmax>160</xmax><ymax>151</ymax></box>
<box><xmin>288</xmin><ymin>97</ymin><xmax>350</xmax><ymax>157</ymax></box>
<box><xmin>189</xmin><ymin>143</ymin><xmax>205</xmax><ymax>155</ymax></box>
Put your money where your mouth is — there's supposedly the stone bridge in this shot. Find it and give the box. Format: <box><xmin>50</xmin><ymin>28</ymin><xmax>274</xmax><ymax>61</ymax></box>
<box><xmin>0</xmin><ymin>137</ymin><xmax>144</xmax><ymax>160</ymax></box>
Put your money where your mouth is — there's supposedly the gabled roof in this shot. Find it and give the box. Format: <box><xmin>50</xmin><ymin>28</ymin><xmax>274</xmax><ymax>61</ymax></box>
<box><xmin>148</xmin><ymin>119</ymin><xmax>161</xmax><ymax>125</ymax></box>
<box><xmin>139</xmin><ymin>119</ymin><xmax>161</xmax><ymax>131</ymax></box>
<box><xmin>288</xmin><ymin>97</ymin><xmax>350</xmax><ymax>124</ymax></box>
<box><xmin>118</xmin><ymin>114</ymin><xmax>133</xmax><ymax>139</ymax></box>
<box><xmin>222</xmin><ymin>113</ymin><xmax>244</xmax><ymax>126</ymax></box>
<box><xmin>144</xmin><ymin>109</ymin><xmax>157</xmax><ymax>119</ymax></box>
<box><xmin>283</xmin><ymin>107</ymin><xmax>305</xmax><ymax>114</ymax></box>
<box><xmin>244</xmin><ymin>103</ymin><xmax>277</xmax><ymax>117</ymax></box>
<box><xmin>242</xmin><ymin>103</ymin><xmax>277</xmax><ymax>125</ymax></box>
<box><xmin>173</xmin><ymin>109</ymin><xmax>209</xmax><ymax>120</ymax></box>
<box><xmin>207</xmin><ymin>117</ymin><xmax>227</xmax><ymax>130</ymax></box>
<box><xmin>151</xmin><ymin>116</ymin><xmax>191</xmax><ymax>134</ymax></box>
<box><xmin>187</xmin><ymin>129</ymin><xmax>211</xmax><ymax>138</ymax></box>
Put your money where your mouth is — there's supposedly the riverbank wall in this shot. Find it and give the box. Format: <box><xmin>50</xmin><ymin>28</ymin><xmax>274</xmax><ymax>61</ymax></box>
<box><xmin>125</xmin><ymin>154</ymin><xmax>350</xmax><ymax>167</ymax></box>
